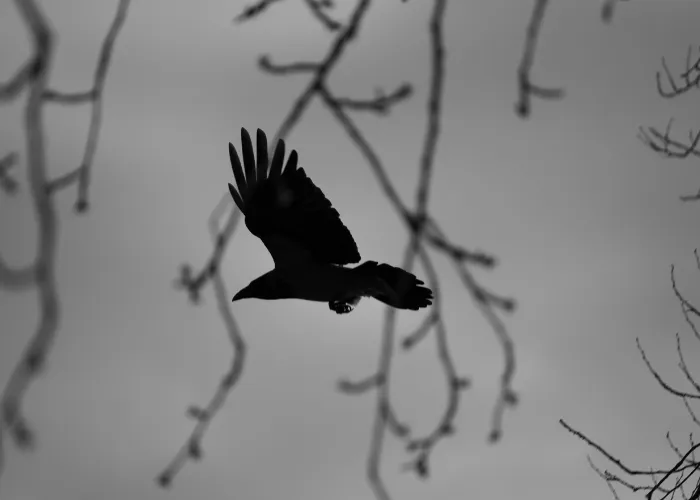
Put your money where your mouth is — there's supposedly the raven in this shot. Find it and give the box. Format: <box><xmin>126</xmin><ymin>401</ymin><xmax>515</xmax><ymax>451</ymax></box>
<box><xmin>228</xmin><ymin>128</ymin><xmax>433</xmax><ymax>314</ymax></box>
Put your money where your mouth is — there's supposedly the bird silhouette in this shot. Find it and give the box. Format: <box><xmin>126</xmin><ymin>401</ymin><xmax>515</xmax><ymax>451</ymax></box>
<box><xmin>228</xmin><ymin>128</ymin><xmax>433</xmax><ymax>314</ymax></box>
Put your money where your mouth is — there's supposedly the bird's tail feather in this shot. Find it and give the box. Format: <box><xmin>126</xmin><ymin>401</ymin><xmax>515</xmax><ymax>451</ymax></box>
<box><xmin>355</xmin><ymin>261</ymin><xmax>433</xmax><ymax>310</ymax></box>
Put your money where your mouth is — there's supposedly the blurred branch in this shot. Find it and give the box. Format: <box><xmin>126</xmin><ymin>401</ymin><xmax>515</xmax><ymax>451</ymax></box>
<box><xmin>638</xmin><ymin>120</ymin><xmax>700</xmax><ymax>160</ymax></box>
<box><xmin>45</xmin><ymin>0</ymin><xmax>131</xmax><ymax>212</ymax></box>
<box><xmin>234</xmin><ymin>0</ymin><xmax>285</xmax><ymax>23</ymax></box>
<box><xmin>515</xmin><ymin>0</ymin><xmax>564</xmax><ymax>118</ymax></box>
<box><xmin>42</xmin><ymin>89</ymin><xmax>96</xmax><ymax>103</ymax></box>
<box><xmin>0</xmin><ymin>60</ymin><xmax>33</xmax><ymax>101</ymax></box>
<box><xmin>157</xmin><ymin>208</ymin><xmax>247</xmax><ymax>487</ymax></box>
<box><xmin>601</xmin><ymin>0</ymin><xmax>630</xmax><ymax>24</ymax></box>
<box><xmin>0</xmin><ymin>0</ymin><xmax>130</xmax><ymax>486</ymax></box>
<box><xmin>258</xmin><ymin>55</ymin><xmax>320</xmax><ymax>75</ymax></box>
<box><xmin>638</xmin><ymin>120</ymin><xmax>700</xmax><ymax>202</ymax></box>
<box><xmin>640</xmin><ymin>46</ymin><xmax>700</xmax><ymax>202</ymax></box>
<box><xmin>0</xmin><ymin>152</ymin><xmax>20</xmax><ymax>195</ymax></box>
<box><xmin>331</xmin><ymin>83</ymin><xmax>413</xmax><ymax>115</ymax></box>
<box><xmin>303</xmin><ymin>0</ymin><xmax>342</xmax><ymax>31</ymax></box>
<box><xmin>1</xmin><ymin>0</ymin><xmax>59</xmax><ymax>483</ymax></box>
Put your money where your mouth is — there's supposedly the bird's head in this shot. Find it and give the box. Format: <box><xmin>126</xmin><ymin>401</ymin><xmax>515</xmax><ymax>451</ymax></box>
<box><xmin>232</xmin><ymin>272</ymin><xmax>291</xmax><ymax>302</ymax></box>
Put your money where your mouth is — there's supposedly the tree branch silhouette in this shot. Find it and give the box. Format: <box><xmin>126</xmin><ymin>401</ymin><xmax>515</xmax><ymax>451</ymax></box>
<box><xmin>638</xmin><ymin>46</ymin><xmax>700</xmax><ymax>201</ymax></box>
<box><xmin>164</xmin><ymin>1</ymin><xmax>517</xmax><ymax>498</ymax></box>
<box><xmin>0</xmin><ymin>0</ymin><xmax>130</xmax><ymax>485</ymax></box>
<box><xmin>515</xmin><ymin>0</ymin><xmax>564</xmax><ymax>118</ymax></box>
<box><xmin>561</xmin><ymin>253</ymin><xmax>700</xmax><ymax>499</ymax></box>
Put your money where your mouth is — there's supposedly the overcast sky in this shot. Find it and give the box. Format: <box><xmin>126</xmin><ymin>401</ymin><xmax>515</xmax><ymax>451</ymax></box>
<box><xmin>2</xmin><ymin>1</ymin><xmax>700</xmax><ymax>499</ymax></box>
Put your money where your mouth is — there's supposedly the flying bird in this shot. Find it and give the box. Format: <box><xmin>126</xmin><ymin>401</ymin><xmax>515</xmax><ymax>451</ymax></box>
<box><xmin>228</xmin><ymin>128</ymin><xmax>433</xmax><ymax>314</ymax></box>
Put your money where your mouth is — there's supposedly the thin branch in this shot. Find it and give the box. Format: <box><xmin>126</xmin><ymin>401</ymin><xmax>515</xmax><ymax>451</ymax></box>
<box><xmin>1</xmin><ymin>0</ymin><xmax>58</xmax><ymax>483</ymax></box>
<box><xmin>415</xmin><ymin>0</ymin><xmax>446</xmax><ymax>218</ymax></box>
<box><xmin>401</xmin><ymin>309</ymin><xmax>437</xmax><ymax>349</ymax></box>
<box><xmin>656</xmin><ymin>47</ymin><xmax>700</xmax><ymax>99</ymax></box>
<box><xmin>588</xmin><ymin>456</ymin><xmax>623</xmax><ymax>500</ymax></box>
<box><xmin>157</xmin><ymin>209</ymin><xmax>247</xmax><ymax>487</ymax></box>
<box><xmin>0</xmin><ymin>152</ymin><xmax>19</xmax><ymax>194</ymax></box>
<box><xmin>638</xmin><ymin>121</ymin><xmax>700</xmax><ymax>160</ymax></box>
<box><xmin>648</xmin><ymin>447</ymin><xmax>700</xmax><ymax>500</ymax></box>
<box><xmin>42</xmin><ymin>89</ymin><xmax>96</xmax><ymax>104</ymax></box>
<box><xmin>338</xmin><ymin>373</ymin><xmax>385</xmax><ymax>394</ymax></box>
<box><xmin>73</xmin><ymin>0</ymin><xmax>131</xmax><ymax>212</ymax></box>
<box><xmin>637</xmin><ymin>338</ymin><xmax>700</xmax><ymax>400</ymax></box>
<box><xmin>0</xmin><ymin>60</ymin><xmax>32</xmax><ymax>102</ymax></box>
<box><xmin>515</xmin><ymin>0</ymin><xmax>564</xmax><ymax>118</ymax></box>
<box><xmin>601</xmin><ymin>0</ymin><xmax>630</xmax><ymax>24</ymax></box>
<box><xmin>676</xmin><ymin>334</ymin><xmax>700</xmax><ymax>394</ymax></box>
<box><xmin>671</xmin><ymin>265</ymin><xmax>700</xmax><ymax>341</ymax></box>
<box><xmin>258</xmin><ymin>55</ymin><xmax>321</xmax><ymax>75</ymax></box>
<box><xmin>234</xmin><ymin>0</ymin><xmax>285</xmax><ymax>23</ymax></box>
<box><xmin>331</xmin><ymin>83</ymin><xmax>412</xmax><ymax>115</ymax></box>
<box><xmin>303</xmin><ymin>0</ymin><xmax>342</xmax><ymax>31</ymax></box>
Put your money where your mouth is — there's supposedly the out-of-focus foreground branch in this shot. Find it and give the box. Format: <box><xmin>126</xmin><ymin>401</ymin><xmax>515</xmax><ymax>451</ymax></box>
<box><xmin>562</xmin><ymin>252</ymin><xmax>700</xmax><ymax>500</ymax></box>
<box><xmin>161</xmin><ymin>1</ymin><xmax>517</xmax><ymax>499</ymax></box>
<box><xmin>0</xmin><ymin>0</ymin><xmax>130</xmax><ymax>485</ymax></box>
<box><xmin>515</xmin><ymin>0</ymin><xmax>631</xmax><ymax>118</ymax></box>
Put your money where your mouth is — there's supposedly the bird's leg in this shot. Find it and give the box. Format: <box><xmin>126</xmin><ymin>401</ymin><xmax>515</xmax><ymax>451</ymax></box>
<box><xmin>329</xmin><ymin>300</ymin><xmax>354</xmax><ymax>314</ymax></box>
<box><xmin>329</xmin><ymin>293</ymin><xmax>363</xmax><ymax>314</ymax></box>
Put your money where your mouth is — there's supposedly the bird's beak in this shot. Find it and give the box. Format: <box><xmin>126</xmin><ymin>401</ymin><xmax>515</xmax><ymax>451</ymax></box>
<box><xmin>232</xmin><ymin>287</ymin><xmax>249</xmax><ymax>302</ymax></box>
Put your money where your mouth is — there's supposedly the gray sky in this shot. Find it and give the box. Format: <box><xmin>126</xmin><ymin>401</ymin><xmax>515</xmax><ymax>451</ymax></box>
<box><xmin>2</xmin><ymin>0</ymin><xmax>700</xmax><ymax>499</ymax></box>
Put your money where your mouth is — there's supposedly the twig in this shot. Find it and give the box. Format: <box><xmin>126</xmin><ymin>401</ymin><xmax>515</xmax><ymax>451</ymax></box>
<box><xmin>0</xmin><ymin>60</ymin><xmax>33</xmax><ymax>102</ymax></box>
<box><xmin>45</xmin><ymin>0</ymin><xmax>131</xmax><ymax>212</ymax></box>
<box><xmin>0</xmin><ymin>152</ymin><xmax>19</xmax><ymax>194</ymax></box>
<box><xmin>157</xmin><ymin>209</ymin><xmax>247</xmax><ymax>487</ymax></box>
<box><xmin>515</xmin><ymin>0</ymin><xmax>564</xmax><ymax>118</ymax></box>
<box><xmin>303</xmin><ymin>0</ymin><xmax>342</xmax><ymax>31</ymax></box>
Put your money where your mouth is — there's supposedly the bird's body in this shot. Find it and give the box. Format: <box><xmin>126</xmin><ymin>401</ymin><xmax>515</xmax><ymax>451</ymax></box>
<box><xmin>228</xmin><ymin>128</ymin><xmax>433</xmax><ymax>314</ymax></box>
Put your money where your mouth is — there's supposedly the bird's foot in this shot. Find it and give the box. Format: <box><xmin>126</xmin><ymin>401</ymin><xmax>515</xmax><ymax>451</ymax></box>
<box><xmin>329</xmin><ymin>300</ymin><xmax>354</xmax><ymax>314</ymax></box>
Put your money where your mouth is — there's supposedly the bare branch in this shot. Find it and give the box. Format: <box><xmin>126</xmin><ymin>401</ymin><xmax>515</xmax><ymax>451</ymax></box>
<box><xmin>303</xmin><ymin>0</ymin><xmax>342</xmax><ymax>31</ymax></box>
<box><xmin>234</xmin><ymin>0</ymin><xmax>285</xmax><ymax>23</ymax></box>
<box><xmin>338</xmin><ymin>373</ymin><xmax>385</xmax><ymax>394</ymax></box>
<box><xmin>332</xmin><ymin>83</ymin><xmax>412</xmax><ymax>114</ymax></box>
<box><xmin>638</xmin><ymin>121</ymin><xmax>700</xmax><ymax>160</ymax></box>
<box><xmin>258</xmin><ymin>55</ymin><xmax>320</xmax><ymax>75</ymax></box>
<box><xmin>71</xmin><ymin>0</ymin><xmax>131</xmax><ymax>213</ymax></box>
<box><xmin>601</xmin><ymin>0</ymin><xmax>630</xmax><ymax>24</ymax></box>
<box><xmin>637</xmin><ymin>338</ymin><xmax>700</xmax><ymax>400</ymax></box>
<box><xmin>401</xmin><ymin>309</ymin><xmax>437</xmax><ymax>349</ymax></box>
<box><xmin>515</xmin><ymin>0</ymin><xmax>564</xmax><ymax>118</ymax></box>
<box><xmin>561</xmin><ymin>420</ymin><xmax>695</xmax><ymax>477</ymax></box>
<box><xmin>1</xmin><ymin>0</ymin><xmax>131</xmax><ymax>486</ymax></box>
<box><xmin>0</xmin><ymin>152</ymin><xmax>19</xmax><ymax>195</ymax></box>
<box><xmin>42</xmin><ymin>89</ymin><xmax>96</xmax><ymax>104</ymax></box>
<box><xmin>157</xmin><ymin>209</ymin><xmax>247</xmax><ymax>487</ymax></box>
<box><xmin>672</xmin><ymin>265</ymin><xmax>700</xmax><ymax>341</ymax></box>
<box><xmin>0</xmin><ymin>60</ymin><xmax>32</xmax><ymax>102</ymax></box>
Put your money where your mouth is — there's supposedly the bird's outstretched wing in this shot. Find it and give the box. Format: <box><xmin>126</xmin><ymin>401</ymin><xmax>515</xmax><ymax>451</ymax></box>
<box><xmin>228</xmin><ymin>128</ymin><xmax>361</xmax><ymax>267</ymax></box>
